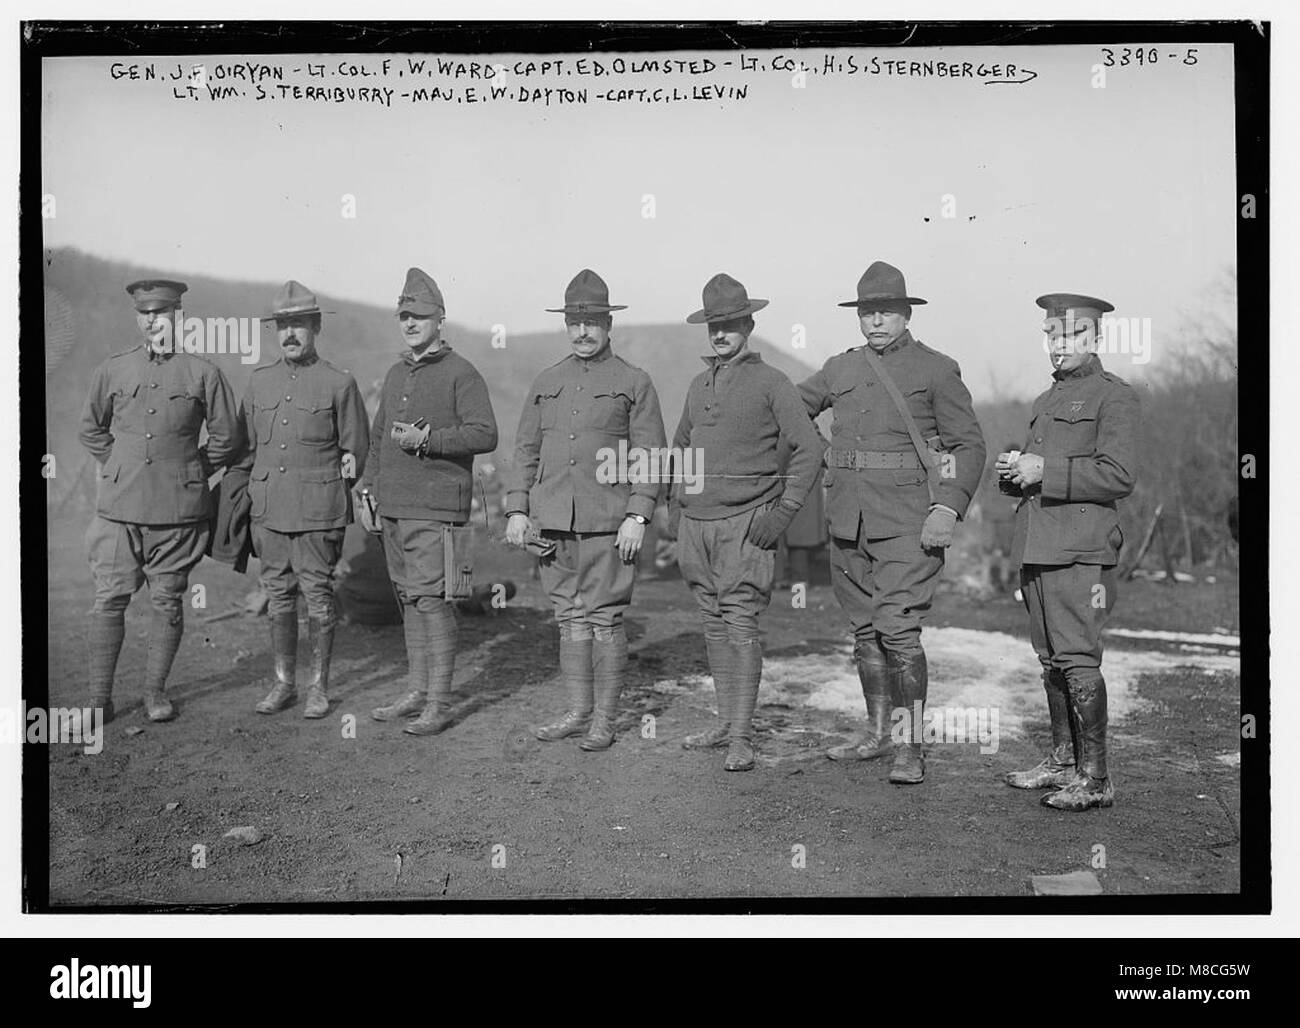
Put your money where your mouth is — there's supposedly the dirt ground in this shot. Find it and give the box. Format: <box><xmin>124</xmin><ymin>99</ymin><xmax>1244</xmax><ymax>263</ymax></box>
<box><xmin>40</xmin><ymin>516</ymin><xmax>1242</xmax><ymax>904</ymax></box>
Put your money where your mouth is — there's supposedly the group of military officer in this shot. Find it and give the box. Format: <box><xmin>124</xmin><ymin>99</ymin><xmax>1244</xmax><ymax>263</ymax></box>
<box><xmin>77</xmin><ymin>260</ymin><xmax>1139</xmax><ymax>813</ymax></box>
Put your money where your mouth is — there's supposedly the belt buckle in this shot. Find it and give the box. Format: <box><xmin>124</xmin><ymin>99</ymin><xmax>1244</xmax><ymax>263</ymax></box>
<box><xmin>853</xmin><ymin>451</ymin><xmax>868</xmax><ymax>471</ymax></box>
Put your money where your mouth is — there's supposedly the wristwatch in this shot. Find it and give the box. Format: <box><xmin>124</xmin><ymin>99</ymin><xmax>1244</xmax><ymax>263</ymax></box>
<box><xmin>626</xmin><ymin>514</ymin><xmax>649</xmax><ymax>526</ymax></box>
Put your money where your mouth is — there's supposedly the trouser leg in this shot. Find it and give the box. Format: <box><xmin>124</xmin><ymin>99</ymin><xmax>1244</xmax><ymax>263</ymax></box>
<box><xmin>85</xmin><ymin>517</ymin><xmax>144</xmax><ymax>721</ymax></box>
<box><xmin>255</xmin><ymin>610</ymin><xmax>299</xmax><ymax>714</ymax></box>
<box><xmin>580</xmin><ymin>624</ymin><xmax>627</xmax><ymax>751</ymax></box>
<box><xmin>302</xmin><ymin>615</ymin><xmax>335</xmax><ymax>719</ymax></box>
<box><xmin>1004</xmin><ymin>666</ymin><xmax>1076</xmax><ymax>788</ymax></box>
<box><xmin>677</xmin><ymin>516</ymin><xmax>733</xmax><ymax>749</ymax></box>
<box><xmin>370</xmin><ymin>601</ymin><xmax>428</xmax><ymax>720</ymax></box>
<box><xmin>827</xmin><ymin>636</ymin><xmax>894</xmax><ymax>761</ymax></box>
<box><xmin>404</xmin><ymin>595</ymin><xmax>458</xmax><ymax>736</ymax></box>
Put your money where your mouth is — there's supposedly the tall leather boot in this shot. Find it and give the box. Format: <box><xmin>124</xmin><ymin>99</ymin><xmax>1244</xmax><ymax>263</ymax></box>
<box><xmin>887</xmin><ymin>649</ymin><xmax>927</xmax><ymax>784</ymax></box>
<box><xmin>1005</xmin><ymin>668</ymin><xmax>1076</xmax><ymax>788</ymax></box>
<box><xmin>302</xmin><ymin>617</ymin><xmax>335</xmax><ymax>719</ymax></box>
<box><xmin>405</xmin><ymin>602</ymin><xmax>457</xmax><ymax>736</ymax></box>
<box><xmin>87</xmin><ymin>611</ymin><xmax>125</xmax><ymax>724</ymax></box>
<box><xmin>1042</xmin><ymin>670</ymin><xmax>1114</xmax><ymax>811</ymax></box>
<box><xmin>683</xmin><ymin>632</ymin><xmax>732</xmax><ymax>750</ymax></box>
<box><xmin>255</xmin><ymin>611</ymin><xmax>299</xmax><ymax>714</ymax></box>
<box><xmin>724</xmin><ymin>638</ymin><xmax>762</xmax><ymax>771</ymax></box>
<box><xmin>371</xmin><ymin>603</ymin><xmax>428</xmax><ymax>721</ymax></box>
<box><xmin>580</xmin><ymin>626</ymin><xmax>627</xmax><ymax>751</ymax></box>
<box><xmin>536</xmin><ymin>629</ymin><xmax>594</xmax><ymax>741</ymax></box>
<box><xmin>142</xmin><ymin>609</ymin><xmax>184</xmax><ymax>722</ymax></box>
<box><xmin>827</xmin><ymin>640</ymin><xmax>894</xmax><ymax>761</ymax></box>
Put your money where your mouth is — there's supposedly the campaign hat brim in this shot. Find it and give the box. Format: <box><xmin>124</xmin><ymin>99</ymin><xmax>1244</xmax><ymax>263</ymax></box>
<box><xmin>685</xmin><ymin>298</ymin><xmax>769</xmax><ymax>324</ymax></box>
<box><xmin>545</xmin><ymin>304</ymin><xmax>628</xmax><ymax>314</ymax></box>
<box><xmin>838</xmin><ymin>295</ymin><xmax>927</xmax><ymax>307</ymax></box>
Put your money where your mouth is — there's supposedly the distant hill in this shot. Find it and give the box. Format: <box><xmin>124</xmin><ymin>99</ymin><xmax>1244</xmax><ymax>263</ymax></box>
<box><xmin>41</xmin><ymin>247</ymin><xmax>820</xmax><ymax>516</ymax></box>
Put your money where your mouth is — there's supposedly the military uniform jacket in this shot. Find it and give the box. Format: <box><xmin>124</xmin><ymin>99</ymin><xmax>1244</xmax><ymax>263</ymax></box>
<box><xmin>672</xmin><ymin>351</ymin><xmax>825</xmax><ymax>519</ymax></box>
<box><xmin>365</xmin><ymin>345</ymin><xmax>499</xmax><ymax>523</ymax></box>
<box><xmin>1003</xmin><ymin>355</ymin><xmax>1140</xmax><ymax>567</ymax></box>
<box><xmin>507</xmin><ymin>350</ymin><xmax>666</xmax><ymax>533</ymax></box>
<box><xmin>240</xmin><ymin>354</ymin><xmax>369</xmax><ymax>532</ymax></box>
<box><xmin>798</xmin><ymin>331</ymin><xmax>986</xmax><ymax>540</ymax></box>
<box><xmin>79</xmin><ymin>345</ymin><xmax>243</xmax><ymax>525</ymax></box>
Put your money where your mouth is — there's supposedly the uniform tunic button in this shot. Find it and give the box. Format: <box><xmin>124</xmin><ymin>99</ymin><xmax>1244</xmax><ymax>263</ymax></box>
<box><xmin>285</xmin><ymin>395</ymin><xmax>292</xmax><ymax>401</ymax></box>
<box><xmin>572</xmin><ymin>410</ymin><xmax>578</xmax><ymax>415</ymax></box>
<box><xmin>569</xmin><ymin>459</ymin><xmax>576</xmax><ymax>465</ymax></box>
<box><xmin>147</xmin><ymin>408</ymin><xmax>156</xmax><ymax>415</ymax></box>
<box><xmin>150</xmin><ymin>383</ymin><xmax>158</xmax><ymax>388</ymax></box>
<box><xmin>1035</xmin><ymin>438</ymin><xmax>1042</xmax><ymax>444</ymax></box>
<box><xmin>145</xmin><ymin>432</ymin><xmax>153</xmax><ymax>439</ymax></box>
<box><xmin>402</xmin><ymin>396</ymin><xmax>408</xmax><ymax>402</ymax></box>
<box><xmin>282</xmin><ymin>418</ymin><xmax>289</xmax><ymax>425</ymax></box>
<box><xmin>569</xmin><ymin>434</ymin><xmax>576</xmax><ymax>440</ymax></box>
<box><xmin>145</xmin><ymin>458</ymin><xmax>153</xmax><ymax>464</ymax></box>
<box><xmin>279</xmin><ymin>443</ymin><xmax>287</xmax><ymax>450</ymax></box>
<box><xmin>279</xmin><ymin>467</ymin><xmax>286</xmax><ymax>473</ymax></box>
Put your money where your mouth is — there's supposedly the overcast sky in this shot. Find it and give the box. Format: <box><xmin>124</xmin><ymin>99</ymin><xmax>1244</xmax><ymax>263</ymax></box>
<box><xmin>41</xmin><ymin>43</ymin><xmax>1236</xmax><ymax>399</ymax></box>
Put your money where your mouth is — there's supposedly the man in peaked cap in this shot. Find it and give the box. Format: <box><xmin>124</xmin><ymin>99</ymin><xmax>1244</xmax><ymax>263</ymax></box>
<box><xmin>505</xmin><ymin>270</ymin><xmax>667</xmax><ymax>751</ymax></box>
<box><xmin>239</xmin><ymin>281</ymin><xmax>369</xmax><ymax>719</ymax></box>
<box><xmin>78</xmin><ymin>278</ymin><xmax>244</xmax><ymax>722</ymax></box>
<box><xmin>799</xmin><ymin>261</ymin><xmax>986</xmax><ymax>783</ymax></box>
<box><xmin>362</xmin><ymin>268</ymin><xmax>499</xmax><ymax>735</ymax></box>
<box><xmin>998</xmin><ymin>292</ymin><xmax>1139</xmax><ymax>812</ymax></box>
<box><xmin>669</xmin><ymin>274</ymin><xmax>825</xmax><ymax>771</ymax></box>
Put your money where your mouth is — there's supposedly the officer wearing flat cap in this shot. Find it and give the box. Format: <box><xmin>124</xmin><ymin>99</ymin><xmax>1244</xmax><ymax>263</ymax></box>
<box><xmin>799</xmin><ymin>262</ymin><xmax>986</xmax><ymax>783</ymax></box>
<box><xmin>505</xmin><ymin>270</ymin><xmax>667</xmax><ymax>751</ymax></box>
<box><xmin>362</xmin><ymin>268</ymin><xmax>499</xmax><ymax>736</ymax></box>
<box><xmin>239</xmin><ymin>281</ymin><xmax>369</xmax><ymax>719</ymax></box>
<box><xmin>669</xmin><ymin>273</ymin><xmax>825</xmax><ymax>772</ymax></box>
<box><xmin>998</xmin><ymin>293</ymin><xmax>1140</xmax><ymax>812</ymax></box>
<box><xmin>78</xmin><ymin>279</ymin><xmax>243</xmax><ymax>722</ymax></box>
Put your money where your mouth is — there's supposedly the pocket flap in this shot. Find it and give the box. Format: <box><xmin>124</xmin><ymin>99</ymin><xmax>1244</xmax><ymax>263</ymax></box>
<box><xmin>534</xmin><ymin>385</ymin><xmax>564</xmax><ymax>402</ymax></box>
<box><xmin>300</xmin><ymin>467</ymin><xmax>342</xmax><ymax>485</ymax></box>
<box><xmin>893</xmin><ymin>470</ymin><xmax>927</xmax><ymax>487</ymax></box>
<box><xmin>1054</xmin><ymin>402</ymin><xmax>1100</xmax><ymax>423</ymax></box>
<box><xmin>251</xmin><ymin>468</ymin><xmax>270</xmax><ymax>481</ymax></box>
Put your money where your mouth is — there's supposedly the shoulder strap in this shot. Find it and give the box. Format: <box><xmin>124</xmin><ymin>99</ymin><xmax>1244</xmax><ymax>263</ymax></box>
<box><xmin>857</xmin><ymin>345</ymin><xmax>939</xmax><ymax>503</ymax></box>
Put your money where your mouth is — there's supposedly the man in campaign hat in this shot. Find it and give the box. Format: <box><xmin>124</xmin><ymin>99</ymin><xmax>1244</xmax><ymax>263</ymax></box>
<box><xmin>799</xmin><ymin>261</ymin><xmax>986</xmax><ymax>783</ymax></box>
<box><xmin>362</xmin><ymin>268</ymin><xmax>499</xmax><ymax>736</ymax></box>
<box><xmin>79</xmin><ymin>278</ymin><xmax>244</xmax><ymax>722</ymax></box>
<box><xmin>670</xmin><ymin>273</ymin><xmax>825</xmax><ymax>771</ymax></box>
<box><xmin>505</xmin><ymin>270</ymin><xmax>667</xmax><ymax>751</ymax></box>
<box><xmin>998</xmin><ymin>292</ymin><xmax>1139</xmax><ymax>812</ymax></box>
<box><xmin>240</xmin><ymin>281</ymin><xmax>369</xmax><ymax>719</ymax></box>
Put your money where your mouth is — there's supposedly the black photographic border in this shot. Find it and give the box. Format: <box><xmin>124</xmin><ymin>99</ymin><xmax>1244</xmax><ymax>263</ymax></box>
<box><xmin>19</xmin><ymin>18</ymin><xmax>1269</xmax><ymax>916</ymax></box>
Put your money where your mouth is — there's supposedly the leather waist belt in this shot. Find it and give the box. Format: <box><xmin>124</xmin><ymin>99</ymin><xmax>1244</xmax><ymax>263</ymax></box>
<box><xmin>827</xmin><ymin>449</ymin><xmax>923</xmax><ymax>470</ymax></box>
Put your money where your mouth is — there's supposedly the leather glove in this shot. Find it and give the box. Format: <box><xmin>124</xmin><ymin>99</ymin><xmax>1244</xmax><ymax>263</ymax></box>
<box><xmin>920</xmin><ymin>506</ymin><xmax>958</xmax><ymax>549</ymax></box>
<box><xmin>391</xmin><ymin>421</ymin><xmax>431</xmax><ymax>454</ymax></box>
<box><xmin>747</xmin><ymin>502</ymin><xmax>798</xmax><ymax>550</ymax></box>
